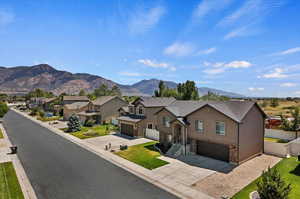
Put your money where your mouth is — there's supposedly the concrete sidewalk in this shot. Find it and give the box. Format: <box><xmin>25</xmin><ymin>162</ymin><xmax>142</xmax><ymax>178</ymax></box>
<box><xmin>0</xmin><ymin>124</ymin><xmax>37</xmax><ymax>199</ymax></box>
<box><xmin>12</xmin><ymin>108</ymin><xmax>214</xmax><ymax>199</ymax></box>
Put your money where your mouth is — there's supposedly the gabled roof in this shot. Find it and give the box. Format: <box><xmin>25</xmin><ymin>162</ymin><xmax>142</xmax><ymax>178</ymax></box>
<box><xmin>64</xmin><ymin>101</ymin><xmax>89</xmax><ymax>110</ymax></box>
<box><xmin>134</xmin><ymin>97</ymin><xmax>176</xmax><ymax>107</ymax></box>
<box><xmin>92</xmin><ymin>96</ymin><xmax>121</xmax><ymax>106</ymax></box>
<box><xmin>159</xmin><ymin>100</ymin><xmax>265</xmax><ymax>123</ymax></box>
<box><xmin>63</xmin><ymin>96</ymin><xmax>89</xmax><ymax>101</ymax></box>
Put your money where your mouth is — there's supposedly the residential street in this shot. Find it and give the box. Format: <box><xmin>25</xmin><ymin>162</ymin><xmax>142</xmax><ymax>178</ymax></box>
<box><xmin>3</xmin><ymin>110</ymin><xmax>179</xmax><ymax>199</ymax></box>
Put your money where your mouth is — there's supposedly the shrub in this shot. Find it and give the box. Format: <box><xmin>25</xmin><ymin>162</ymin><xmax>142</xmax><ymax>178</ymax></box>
<box><xmin>38</xmin><ymin>110</ymin><xmax>45</xmax><ymax>118</ymax></box>
<box><xmin>67</xmin><ymin>114</ymin><xmax>81</xmax><ymax>132</ymax></box>
<box><xmin>0</xmin><ymin>102</ymin><xmax>8</xmax><ymax>118</ymax></box>
<box><xmin>29</xmin><ymin>107</ymin><xmax>40</xmax><ymax>116</ymax></box>
<box><xmin>256</xmin><ymin>167</ymin><xmax>291</xmax><ymax>199</ymax></box>
<box><xmin>84</xmin><ymin>119</ymin><xmax>95</xmax><ymax>127</ymax></box>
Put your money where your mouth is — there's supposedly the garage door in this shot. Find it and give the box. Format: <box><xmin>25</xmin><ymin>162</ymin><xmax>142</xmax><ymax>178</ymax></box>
<box><xmin>196</xmin><ymin>141</ymin><xmax>229</xmax><ymax>162</ymax></box>
<box><xmin>121</xmin><ymin>123</ymin><xmax>134</xmax><ymax>137</ymax></box>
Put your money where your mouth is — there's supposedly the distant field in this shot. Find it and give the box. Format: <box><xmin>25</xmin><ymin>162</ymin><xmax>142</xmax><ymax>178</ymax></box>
<box><xmin>259</xmin><ymin>100</ymin><xmax>300</xmax><ymax>117</ymax></box>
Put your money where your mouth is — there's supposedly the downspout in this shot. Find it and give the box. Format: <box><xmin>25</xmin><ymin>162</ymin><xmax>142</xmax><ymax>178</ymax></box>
<box><xmin>185</xmin><ymin>126</ymin><xmax>187</xmax><ymax>156</ymax></box>
<box><xmin>237</xmin><ymin>123</ymin><xmax>240</xmax><ymax>165</ymax></box>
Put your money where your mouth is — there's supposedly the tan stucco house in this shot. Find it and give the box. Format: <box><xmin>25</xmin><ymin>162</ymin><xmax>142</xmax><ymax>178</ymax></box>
<box><xmin>118</xmin><ymin>97</ymin><xmax>266</xmax><ymax>164</ymax></box>
<box><xmin>77</xmin><ymin>96</ymin><xmax>128</xmax><ymax>124</ymax></box>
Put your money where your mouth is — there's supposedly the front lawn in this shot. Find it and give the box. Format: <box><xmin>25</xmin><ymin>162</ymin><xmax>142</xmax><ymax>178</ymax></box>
<box><xmin>114</xmin><ymin>141</ymin><xmax>169</xmax><ymax>170</ymax></box>
<box><xmin>232</xmin><ymin>157</ymin><xmax>300</xmax><ymax>199</ymax></box>
<box><xmin>0</xmin><ymin>162</ymin><xmax>24</xmax><ymax>199</ymax></box>
<box><xmin>264</xmin><ymin>137</ymin><xmax>289</xmax><ymax>143</ymax></box>
<box><xmin>37</xmin><ymin>116</ymin><xmax>61</xmax><ymax>122</ymax></box>
<box><xmin>0</xmin><ymin>129</ymin><xmax>3</xmax><ymax>139</ymax></box>
<box><xmin>65</xmin><ymin>124</ymin><xmax>118</xmax><ymax>139</ymax></box>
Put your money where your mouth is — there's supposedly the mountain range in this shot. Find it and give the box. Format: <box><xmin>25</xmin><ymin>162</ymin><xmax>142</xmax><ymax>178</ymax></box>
<box><xmin>0</xmin><ymin>64</ymin><xmax>245</xmax><ymax>98</ymax></box>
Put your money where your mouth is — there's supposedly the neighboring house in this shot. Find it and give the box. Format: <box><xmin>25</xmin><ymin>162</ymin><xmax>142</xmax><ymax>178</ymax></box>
<box><xmin>42</xmin><ymin>97</ymin><xmax>57</xmax><ymax>111</ymax></box>
<box><xmin>155</xmin><ymin>100</ymin><xmax>266</xmax><ymax>164</ymax></box>
<box><xmin>62</xmin><ymin>96</ymin><xmax>90</xmax><ymax>105</ymax></box>
<box><xmin>265</xmin><ymin>116</ymin><xmax>282</xmax><ymax>129</ymax></box>
<box><xmin>63</xmin><ymin>102</ymin><xmax>89</xmax><ymax>120</ymax></box>
<box><xmin>117</xmin><ymin>97</ymin><xmax>176</xmax><ymax>137</ymax></box>
<box><xmin>77</xmin><ymin>96</ymin><xmax>128</xmax><ymax>124</ymax></box>
<box><xmin>27</xmin><ymin>97</ymin><xmax>56</xmax><ymax>110</ymax></box>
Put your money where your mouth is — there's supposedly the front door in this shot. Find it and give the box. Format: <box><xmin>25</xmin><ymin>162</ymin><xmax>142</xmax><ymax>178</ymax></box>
<box><xmin>174</xmin><ymin>125</ymin><xmax>182</xmax><ymax>144</ymax></box>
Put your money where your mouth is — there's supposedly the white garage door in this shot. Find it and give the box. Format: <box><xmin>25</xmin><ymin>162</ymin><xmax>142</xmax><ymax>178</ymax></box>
<box><xmin>145</xmin><ymin>128</ymin><xmax>160</xmax><ymax>141</ymax></box>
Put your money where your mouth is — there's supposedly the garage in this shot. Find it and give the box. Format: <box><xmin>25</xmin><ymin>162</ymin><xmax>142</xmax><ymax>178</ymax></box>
<box><xmin>196</xmin><ymin>140</ymin><xmax>229</xmax><ymax>162</ymax></box>
<box><xmin>120</xmin><ymin>123</ymin><xmax>134</xmax><ymax>137</ymax></box>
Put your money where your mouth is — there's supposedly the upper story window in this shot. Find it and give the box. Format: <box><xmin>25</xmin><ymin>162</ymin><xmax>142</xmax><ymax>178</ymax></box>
<box><xmin>138</xmin><ymin>106</ymin><xmax>144</xmax><ymax>115</ymax></box>
<box><xmin>129</xmin><ymin>106</ymin><xmax>134</xmax><ymax>114</ymax></box>
<box><xmin>163</xmin><ymin>116</ymin><xmax>170</xmax><ymax>127</ymax></box>
<box><xmin>216</xmin><ymin>121</ymin><xmax>225</xmax><ymax>135</ymax></box>
<box><xmin>195</xmin><ymin>120</ymin><xmax>204</xmax><ymax>133</ymax></box>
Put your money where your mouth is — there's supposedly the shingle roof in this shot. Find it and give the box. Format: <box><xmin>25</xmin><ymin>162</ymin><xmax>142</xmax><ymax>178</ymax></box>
<box><xmin>64</xmin><ymin>102</ymin><xmax>89</xmax><ymax>110</ymax></box>
<box><xmin>164</xmin><ymin>100</ymin><xmax>262</xmax><ymax>123</ymax></box>
<box><xmin>136</xmin><ymin>97</ymin><xmax>176</xmax><ymax>107</ymax></box>
<box><xmin>63</xmin><ymin>96</ymin><xmax>89</xmax><ymax>101</ymax></box>
<box><xmin>117</xmin><ymin>115</ymin><xmax>145</xmax><ymax>123</ymax></box>
<box><xmin>92</xmin><ymin>96</ymin><xmax>118</xmax><ymax>106</ymax></box>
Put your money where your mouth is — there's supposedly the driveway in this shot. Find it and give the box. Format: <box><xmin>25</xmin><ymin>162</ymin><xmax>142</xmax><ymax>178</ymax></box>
<box><xmin>84</xmin><ymin>133</ymin><xmax>152</xmax><ymax>150</ymax></box>
<box><xmin>193</xmin><ymin>154</ymin><xmax>281</xmax><ymax>198</ymax></box>
<box><xmin>3</xmin><ymin>110</ymin><xmax>180</xmax><ymax>199</ymax></box>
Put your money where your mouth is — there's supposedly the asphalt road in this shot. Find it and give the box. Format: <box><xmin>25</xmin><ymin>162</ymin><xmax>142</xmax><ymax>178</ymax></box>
<box><xmin>3</xmin><ymin>110</ymin><xmax>179</xmax><ymax>199</ymax></box>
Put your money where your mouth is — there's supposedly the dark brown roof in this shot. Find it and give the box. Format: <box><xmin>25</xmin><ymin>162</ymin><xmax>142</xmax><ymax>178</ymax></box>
<box><xmin>161</xmin><ymin>100</ymin><xmax>265</xmax><ymax>123</ymax></box>
<box><xmin>63</xmin><ymin>96</ymin><xmax>89</xmax><ymax>101</ymax></box>
<box><xmin>134</xmin><ymin>97</ymin><xmax>176</xmax><ymax>107</ymax></box>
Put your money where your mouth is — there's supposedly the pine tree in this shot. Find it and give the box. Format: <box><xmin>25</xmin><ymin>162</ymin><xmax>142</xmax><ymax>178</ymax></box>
<box><xmin>67</xmin><ymin>114</ymin><xmax>81</xmax><ymax>132</ymax></box>
<box><xmin>256</xmin><ymin>167</ymin><xmax>291</xmax><ymax>199</ymax></box>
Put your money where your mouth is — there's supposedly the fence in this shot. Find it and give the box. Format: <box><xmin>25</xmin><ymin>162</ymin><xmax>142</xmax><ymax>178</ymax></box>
<box><xmin>265</xmin><ymin>129</ymin><xmax>296</xmax><ymax>141</ymax></box>
<box><xmin>264</xmin><ymin>141</ymin><xmax>289</xmax><ymax>158</ymax></box>
<box><xmin>145</xmin><ymin>128</ymin><xmax>160</xmax><ymax>141</ymax></box>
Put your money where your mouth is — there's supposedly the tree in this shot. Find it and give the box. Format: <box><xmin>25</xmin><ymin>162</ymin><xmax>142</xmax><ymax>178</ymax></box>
<box><xmin>0</xmin><ymin>102</ymin><xmax>9</xmax><ymax>118</ymax></box>
<box><xmin>79</xmin><ymin>89</ymin><xmax>86</xmax><ymax>96</ymax></box>
<box><xmin>200</xmin><ymin>92</ymin><xmax>229</xmax><ymax>101</ymax></box>
<box><xmin>111</xmin><ymin>85</ymin><xmax>121</xmax><ymax>96</ymax></box>
<box><xmin>67</xmin><ymin>114</ymin><xmax>81</xmax><ymax>132</ymax></box>
<box><xmin>270</xmin><ymin>98</ymin><xmax>279</xmax><ymax>108</ymax></box>
<box><xmin>155</xmin><ymin>81</ymin><xmax>166</xmax><ymax>97</ymax></box>
<box><xmin>261</xmin><ymin>100</ymin><xmax>269</xmax><ymax>108</ymax></box>
<box><xmin>177</xmin><ymin>80</ymin><xmax>199</xmax><ymax>100</ymax></box>
<box><xmin>256</xmin><ymin>167</ymin><xmax>291</xmax><ymax>199</ymax></box>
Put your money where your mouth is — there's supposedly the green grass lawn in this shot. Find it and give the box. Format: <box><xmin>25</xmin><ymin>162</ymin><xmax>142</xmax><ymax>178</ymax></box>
<box><xmin>0</xmin><ymin>129</ymin><xmax>3</xmax><ymax>139</ymax></box>
<box><xmin>264</xmin><ymin>137</ymin><xmax>289</xmax><ymax>143</ymax></box>
<box><xmin>0</xmin><ymin>162</ymin><xmax>24</xmax><ymax>199</ymax></box>
<box><xmin>66</xmin><ymin>124</ymin><xmax>118</xmax><ymax>139</ymax></box>
<box><xmin>114</xmin><ymin>141</ymin><xmax>169</xmax><ymax>170</ymax></box>
<box><xmin>232</xmin><ymin>157</ymin><xmax>300</xmax><ymax>199</ymax></box>
<box><xmin>37</xmin><ymin>116</ymin><xmax>61</xmax><ymax>122</ymax></box>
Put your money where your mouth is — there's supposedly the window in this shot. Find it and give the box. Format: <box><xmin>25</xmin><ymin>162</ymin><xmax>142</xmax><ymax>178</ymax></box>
<box><xmin>129</xmin><ymin>106</ymin><xmax>134</xmax><ymax>114</ymax></box>
<box><xmin>147</xmin><ymin>123</ymin><xmax>153</xmax><ymax>129</ymax></box>
<box><xmin>216</xmin><ymin>121</ymin><xmax>225</xmax><ymax>135</ymax></box>
<box><xmin>195</xmin><ymin>120</ymin><xmax>203</xmax><ymax>133</ymax></box>
<box><xmin>138</xmin><ymin>106</ymin><xmax>143</xmax><ymax>115</ymax></box>
<box><xmin>163</xmin><ymin>116</ymin><xmax>170</xmax><ymax>127</ymax></box>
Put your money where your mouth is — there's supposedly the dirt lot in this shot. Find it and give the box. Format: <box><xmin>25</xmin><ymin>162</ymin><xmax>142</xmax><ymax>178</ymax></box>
<box><xmin>192</xmin><ymin>154</ymin><xmax>281</xmax><ymax>198</ymax></box>
<box><xmin>259</xmin><ymin>100</ymin><xmax>300</xmax><ymax>117</ymax></box>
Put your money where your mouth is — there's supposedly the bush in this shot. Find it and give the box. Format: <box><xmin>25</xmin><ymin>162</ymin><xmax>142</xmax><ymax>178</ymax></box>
<box><xmin>0</xmin><ymin>102</ymin><xmax>9</xmax><ymax>118</ymax></box>
<box><xmin>29</xmin><ymin>107</ymin><xmax>40</xmax><ymax>116</ymax></box>
<box><xmin>38</xmin><ymin>110</ymin><xmax>45</xmax><ymax>118</ymax></box>
<box><xmin>84</xmin><ymin>119</ymin><xmax>95</xmax><ymax>127</ymax></box>
<box><xmin>67</xmin><ymin>114</ymin><xmax>81</xmax><ymax>132</ymax></box>
<box><xmin>257</xmin><ymin>167</ymin><xmax>291</xmax><ymax>199</ymax></box>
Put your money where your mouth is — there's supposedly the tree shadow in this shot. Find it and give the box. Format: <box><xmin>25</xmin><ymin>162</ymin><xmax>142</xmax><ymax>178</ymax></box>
<box><xmin>290</xmin><ymin>163</ymin><xmax>300</xmax><ymax>176</ymax></box>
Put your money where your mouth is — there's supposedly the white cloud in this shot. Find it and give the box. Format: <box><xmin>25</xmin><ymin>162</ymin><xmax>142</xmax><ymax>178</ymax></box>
<box><xmin>119</xmin><ymin>72</ymin><xmax>142</xmax><ymax>77</ymax></box>
<box><xmin>274</xmin><ymin>47</ymin><xmax>300</xmax><ymax>56</ymax></box>
<box><xmin>0</xmin><ymin>9</ymin><xmax>15</xmax><ymax>26</ymax></box>
<box><xmin>224</xmin><ymin>25</ymin><xmax>255</xmax><ymax>40</ymax></box>
<box><xmin>248</xmin><ymin>87</ymin><xmax>264</xmax><ymax>91</ymax></box>
<box><xmin>263</xmin><ymin>68</ymin><xmax>288</xmax><ymax>78</ymax></box>
<box><xmin>138</xmin><ymin>59</ymin><xmax>176</xmax><ymax>71</ymax></box>
<box><xmin>224</xmin><ymin>61</ymin><xmax>252</xmax><ymax>68</ymax></box>
<box><xmin>197</xmin><ymin>47</ymin><xmax>217</xmax><ymax>55</ymax></box>
<box><xmin>280</xmin><ymin>83</ymin><xmax>297</xmax><ymax>87</ymax></box>
<box><xmin>193</xmin><ymin>0</ymin><xmax>233</xmax><ymax>21</ymax></box>
<box><xmin>295</xmin><ymin>91</ymin><xmax>300</xmax><ymax>95</ymax></box>
<box><xmin>128</xmin><ymin>5</ymin><xmax>165</xmax><ymax>34</ymax></box>
<box><xmin>203</xmin><ymin>68</ymin><xmax>226</xmax><ymax>75</ymax></box>
<box><xmin>163</xmin><ymin>42</ymin><xmax>195</xmax><ymax>57</ymax></box>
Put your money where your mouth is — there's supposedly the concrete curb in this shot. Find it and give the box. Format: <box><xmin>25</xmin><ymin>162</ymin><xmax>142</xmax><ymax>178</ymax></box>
<box><xmin>11</xmin><ymin>108</ymin><xmax>214</xmax><ymax>199</ymax></box>
<box><xmin>0</xmin><ymin>124</ymin><xmax>38</xmax><ymax>199</ymax></box>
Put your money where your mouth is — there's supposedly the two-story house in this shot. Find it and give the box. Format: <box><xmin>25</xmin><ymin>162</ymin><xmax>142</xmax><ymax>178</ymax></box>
<box><xmin>117</xmin><ymin>97</ymin><xmax>176</xmax><ymax>137</ymax></box>
<box><xmin>155</xmin><ymin>100</ymin><xmax>266</xmax><ymax>164</ymax></box>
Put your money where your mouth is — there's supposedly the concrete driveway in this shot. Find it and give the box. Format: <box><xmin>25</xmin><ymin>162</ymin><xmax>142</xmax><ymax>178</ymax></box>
<box><xmin>84</xmin><ymin>133</ymin><xmax>152</xmax><ymax>150</ymax></box>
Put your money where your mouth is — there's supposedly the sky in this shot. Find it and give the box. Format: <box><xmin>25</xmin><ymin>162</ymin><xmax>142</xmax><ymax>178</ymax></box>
<box><xmin>0</xmin><ymin>0</ymin><xmax>300</xmax><ymax>97</ymax></box>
